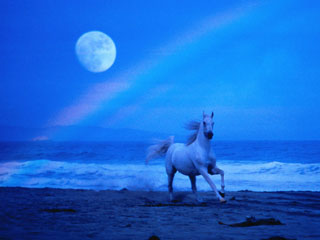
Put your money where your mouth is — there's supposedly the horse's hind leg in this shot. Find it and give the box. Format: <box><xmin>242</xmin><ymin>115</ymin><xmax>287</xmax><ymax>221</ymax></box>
<box><xmin>165</xmin><ymin>148</ymin><xmax>177</xmax><ymax>201</ymax></box>
<box><xmin>167</xmin><ymin>169</ymin><xmax>176</xmax><ymax>201</ymax></box>
<box><xmin>189</xmin><ymin>175</ymin><xmax>202</xmax><ymax>202</ymax></box>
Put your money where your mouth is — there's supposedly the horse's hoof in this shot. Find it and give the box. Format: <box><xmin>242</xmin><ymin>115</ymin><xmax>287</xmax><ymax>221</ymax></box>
<box><xmin>220</xmin><ymin>198</ymin><xmax>227</xmax><ymax>203</ymax></box>
<box><xmin>218</xmin><ymin>191</ymin><xmax>225</xmax><ymax>198</ymax></box>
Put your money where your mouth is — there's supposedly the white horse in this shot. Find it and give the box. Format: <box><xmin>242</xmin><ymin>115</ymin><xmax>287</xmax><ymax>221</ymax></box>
<box><xmin>146</xmin><ymin>111</ymin><xmax>226</xmax><ymax>203</ymax></box>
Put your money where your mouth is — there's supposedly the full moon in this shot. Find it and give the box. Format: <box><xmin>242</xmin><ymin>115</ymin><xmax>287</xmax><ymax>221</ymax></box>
<box><xmin>75</xmin><ymin>31</ymin><xmax>116</xmax><ymax>73</ymax></box>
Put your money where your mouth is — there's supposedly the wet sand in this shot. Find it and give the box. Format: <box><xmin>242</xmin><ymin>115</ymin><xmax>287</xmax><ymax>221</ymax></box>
<box><xmin>1</xmin><ymin>187</ymin><xmax>320</xmax><ymax>240</ymax></box>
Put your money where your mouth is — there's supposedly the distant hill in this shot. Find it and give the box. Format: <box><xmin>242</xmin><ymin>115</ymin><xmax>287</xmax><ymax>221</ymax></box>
<box><xmin>0</xmin><ymin>126</ymin><xmax>186</xmax><ymax>142</ymax></box>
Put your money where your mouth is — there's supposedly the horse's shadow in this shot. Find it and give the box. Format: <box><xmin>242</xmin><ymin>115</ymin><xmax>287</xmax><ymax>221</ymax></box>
<box><xmin>170</xmin><ymin>192</ymin><xmax>189</xmax><ymax>202</ymax></box>
<box><xmin>141</xmin><ymin>192</ymin><xmax>218</xmax><ymax>207</ymax></box>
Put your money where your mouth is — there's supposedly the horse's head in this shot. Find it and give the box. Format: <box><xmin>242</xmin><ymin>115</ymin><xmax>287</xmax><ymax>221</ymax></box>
<box><xmin>202</xmin><ymin>111</ymin><xmax>214</xmax><ymax>140</ymax></box>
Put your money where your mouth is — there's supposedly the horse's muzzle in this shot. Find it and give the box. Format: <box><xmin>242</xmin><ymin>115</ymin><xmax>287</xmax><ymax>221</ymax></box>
<box><xmin>206</xmin><ymin>131</ymin><xmax>213</xmax><ymax>139</ymax></box>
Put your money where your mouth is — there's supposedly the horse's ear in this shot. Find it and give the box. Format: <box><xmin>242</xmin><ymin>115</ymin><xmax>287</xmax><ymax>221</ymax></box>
<box><xmin>211</xmin><ymin>112</ymin><xmax>214</xmax><ymax>118</ymax></box>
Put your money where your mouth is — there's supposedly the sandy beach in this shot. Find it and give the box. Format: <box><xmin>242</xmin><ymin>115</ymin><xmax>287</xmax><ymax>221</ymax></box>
<box><xmin>1</xmin><ymin>187</ymin><xmax>320</xmax><ymax>240</ymax></box>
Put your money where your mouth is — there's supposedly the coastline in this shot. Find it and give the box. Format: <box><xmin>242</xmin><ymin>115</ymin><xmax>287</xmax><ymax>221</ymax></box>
<box><xmin>1</xmin><ymin>187</ymin><xmax>320</xmax><ymax>240</ymax></box>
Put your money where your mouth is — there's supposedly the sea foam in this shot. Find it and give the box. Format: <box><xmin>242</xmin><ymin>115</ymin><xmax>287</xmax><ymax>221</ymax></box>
<box><xmin>0</xmin><ymin>159</ymin><xmax>319</xmax><ymax>191</ymax></box>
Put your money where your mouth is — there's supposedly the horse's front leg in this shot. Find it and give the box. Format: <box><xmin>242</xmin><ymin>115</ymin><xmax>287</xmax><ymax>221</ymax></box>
<box><xmin>208</xmin><ymin>155</ymin><xmax>225</xmax><ymax>197</ymax></box>
<box><xmin>212</xmin><ymin>166</ymin><xmax>225</xmax><ymax>197</ymax></box>
<box><xmin>198</xmin><ymin>167</ymin><xmax>226</xmax><ymax>203</ymax></box>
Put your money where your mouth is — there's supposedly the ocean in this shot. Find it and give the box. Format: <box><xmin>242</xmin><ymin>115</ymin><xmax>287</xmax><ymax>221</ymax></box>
<box><xmin>0</xmin><ymin>141</ymin><xmax>319</xmax><ymax>192</ymax></box>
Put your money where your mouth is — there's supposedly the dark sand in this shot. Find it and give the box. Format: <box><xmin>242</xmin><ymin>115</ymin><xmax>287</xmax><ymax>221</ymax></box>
<box><xmin>1</xmin><ymin>187</ymin><xmax>320</xmax><ymax>240</ymax></box>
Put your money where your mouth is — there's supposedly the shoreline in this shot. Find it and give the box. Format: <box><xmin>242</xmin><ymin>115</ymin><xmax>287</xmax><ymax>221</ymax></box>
<box><xmin>1</xmin><ymin>187</ymin><xmax>320</xmax><ymax>240</ymax></box>
<box><xmin>1</xmin><ymin>186</ymin><xmax>320</xmax><ymax>193</ymax></box>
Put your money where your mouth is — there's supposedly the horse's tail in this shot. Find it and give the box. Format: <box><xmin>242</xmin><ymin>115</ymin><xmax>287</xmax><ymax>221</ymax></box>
<box><xmin>146</xmin><ymin>136</ymin><xmax>174</xmax><ymax>164</ymax></box>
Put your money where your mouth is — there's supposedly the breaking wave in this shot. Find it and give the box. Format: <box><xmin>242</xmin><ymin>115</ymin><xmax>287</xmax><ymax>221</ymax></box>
<box><xmin>1</xmin><ymin>160</ymin><xmax>319</xmax><ymax>191</ymax></box>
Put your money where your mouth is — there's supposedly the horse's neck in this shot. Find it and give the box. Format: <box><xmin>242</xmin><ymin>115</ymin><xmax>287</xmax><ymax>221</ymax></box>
<box><xmin>195</xmin><ymin>123</ymin><xmax>211</xmax><ymax>152</ymax></box>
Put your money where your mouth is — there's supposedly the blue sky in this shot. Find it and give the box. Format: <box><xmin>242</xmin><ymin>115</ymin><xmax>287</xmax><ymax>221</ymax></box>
<box><xmin>1</xmin><ymin>0</ymin><xmax>320</xmax><ymax>140</ymax></box>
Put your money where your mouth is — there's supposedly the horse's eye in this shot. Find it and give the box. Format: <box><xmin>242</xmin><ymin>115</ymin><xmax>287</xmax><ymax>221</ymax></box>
<box><xmin>203</xmin><ymin>121</ymin><xmax>206</xmax><ymax>126</ymax></box>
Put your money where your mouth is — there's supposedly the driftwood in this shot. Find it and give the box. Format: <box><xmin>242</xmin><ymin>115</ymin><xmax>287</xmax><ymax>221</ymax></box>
<box><xmin>219</xmin><ymin>216</ymin><xmax>284</xmax><ymax>227</ymax></box>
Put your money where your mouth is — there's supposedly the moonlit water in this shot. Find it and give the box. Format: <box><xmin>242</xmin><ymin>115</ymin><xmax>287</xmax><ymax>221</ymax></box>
<box><xmin>0</xmin><ymin>141</ymin><xmax>319</xmax><ymax>191</ymax></box>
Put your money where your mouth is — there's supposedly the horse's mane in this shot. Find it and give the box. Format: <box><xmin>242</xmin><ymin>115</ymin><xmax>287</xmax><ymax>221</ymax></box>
<box><xmin>185</xmin><ymin>121</ymin><xmax>200</xmax><ymax>145</ymax></box>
